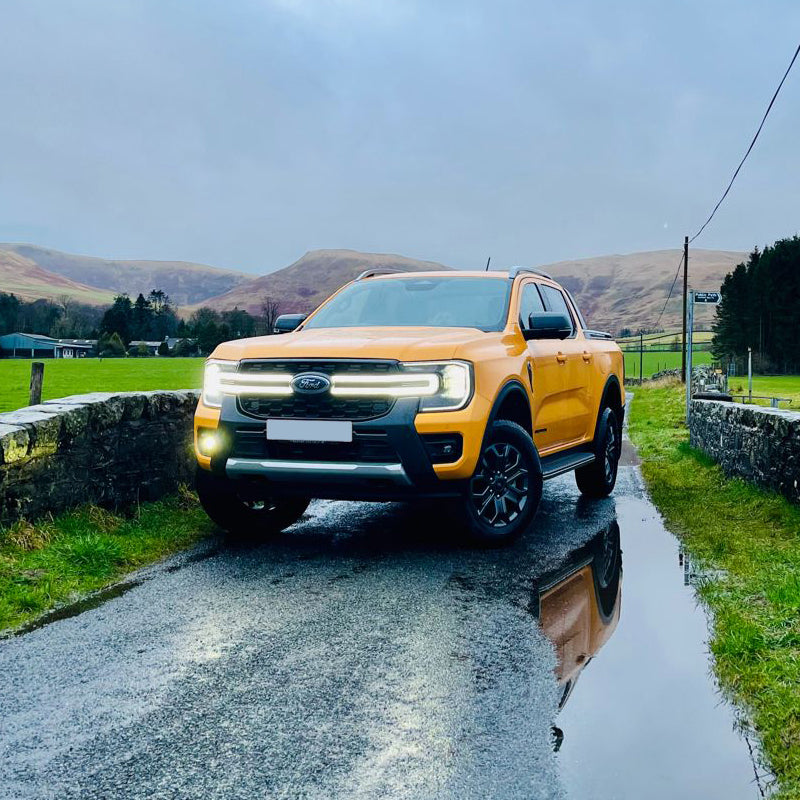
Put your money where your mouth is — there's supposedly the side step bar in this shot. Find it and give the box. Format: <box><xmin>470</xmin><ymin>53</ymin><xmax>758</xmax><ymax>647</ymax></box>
<box><xmin>541</xmin><ymin>451</ymin><xmax>595</xmax><ymax>480</ymax></box>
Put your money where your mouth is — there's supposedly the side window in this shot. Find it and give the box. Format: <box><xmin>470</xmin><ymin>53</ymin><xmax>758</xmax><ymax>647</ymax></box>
<box><xmin>518</xmin><ymin>283</ymin><xmax>545</xmax><ymax>327</ymax></box>
<box><xmin>540</xmin><ymin>285</ymin><xmax>575</xmax><ymax>335</ymax></box>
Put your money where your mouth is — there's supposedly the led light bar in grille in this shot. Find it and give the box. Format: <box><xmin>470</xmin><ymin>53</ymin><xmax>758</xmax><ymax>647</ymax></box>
<box><xmin>331</xmin><ymin>374</ymin><xmax>438</xmax><ymax>397</ymax></box>
<box><xmin>220</xmin><ymin>373</ymin><xmax>293</xmax><ymax>396</ymax></box>
<box><xmin>220</xmin><ymin>372</ymin><xmax>439</xmax><ymax>398</ymax></box>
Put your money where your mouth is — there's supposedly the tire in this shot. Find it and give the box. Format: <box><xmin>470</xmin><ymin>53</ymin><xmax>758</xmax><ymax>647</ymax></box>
<box><xmin>591</xmin><ymin>520</ymin><xmax>621</xmax><ymax>621</ymax></box>
<box><xmin>459</xmin><ymin>420</ymin><xmax>543</xmax><ymax>546</ymax></box>
<box><xmin>196</xmin><ymin>468</ymin><xmax>310</xmax><ymax>541</ymax></box>
<box><xmin>575</xmin><ymin>406</ymin><xmax>621</xmax><ymax>498</ymax></box>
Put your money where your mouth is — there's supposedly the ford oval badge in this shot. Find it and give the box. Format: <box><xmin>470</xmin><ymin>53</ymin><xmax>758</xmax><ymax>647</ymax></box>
<box><xmin>291</xmin><ymin>372</ymin><xmax>331</xmax><ymax>395</ymax></box>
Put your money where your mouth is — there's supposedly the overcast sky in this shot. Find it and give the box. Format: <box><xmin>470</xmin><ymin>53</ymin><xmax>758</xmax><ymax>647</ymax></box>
<box><xmin>0</xmin><ymin>0</ymin><xmax>798</xmax><ymax>274</ymax></box>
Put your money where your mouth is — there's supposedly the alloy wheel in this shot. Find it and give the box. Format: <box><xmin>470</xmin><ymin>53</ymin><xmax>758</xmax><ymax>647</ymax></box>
<box><xmin>470</xmin><ymin>442</ymin><xmax>530</xmax><ymax>527</ymax></box>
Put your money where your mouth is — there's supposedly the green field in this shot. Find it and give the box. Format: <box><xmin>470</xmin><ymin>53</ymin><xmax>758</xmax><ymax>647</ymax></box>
<box><xmin>730</xmin><ymin>376</ymin><xmax>800</xmax><ymax>407</ymax></box>
<box><xmin>1</xmin><ymin>354</ymin><xmax>798</xmax><ymax>413</ymax></box>
<box><xmin>623</xmin><ymin>349</ymin><xmax>712</xmax><ymax>379</ymax></box>
<box><xmin>0</xmin><ymin>358</ymin><xmax>204</xmax><ymax>413</ymax></box>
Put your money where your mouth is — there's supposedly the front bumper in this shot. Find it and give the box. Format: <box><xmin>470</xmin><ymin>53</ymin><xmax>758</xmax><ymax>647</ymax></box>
<box><xmin>226</xmin><ymin>457</ymin><xmax>412</xmax><ymax>486</ymax></box>
<box><xmin>196</xmin><ymin>394</ymin><xmax>475</xmax><ymax>501</ymax></box>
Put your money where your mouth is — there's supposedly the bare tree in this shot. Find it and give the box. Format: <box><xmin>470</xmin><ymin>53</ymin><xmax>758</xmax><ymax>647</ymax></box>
<box><xmin>259</xmin><ymin>296</ymin><xmax>280</xmax><ymax>335</ymax></box>
<box><xmin>56</xmin><ymin>294</ymin><xmax>75</xmax><ymax>316</ymax></box>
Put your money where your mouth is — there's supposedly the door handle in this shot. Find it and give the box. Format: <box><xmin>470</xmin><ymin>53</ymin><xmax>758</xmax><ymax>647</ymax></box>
<box><xmin>582</xmin><ymin>351</ymin><xmax>593</xmax><ymax>362</ymax></box>
<box><xmin>556</xmin><ymin>353</ymin><xmax>567</xmax><ymax>364</ymax></box>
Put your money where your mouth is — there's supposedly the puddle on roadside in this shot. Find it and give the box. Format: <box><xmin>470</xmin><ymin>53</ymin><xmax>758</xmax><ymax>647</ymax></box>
<box><xmin>537</xmin><ymin>493</ymin><xmax>774</xmax><ymax>799</ymax></box>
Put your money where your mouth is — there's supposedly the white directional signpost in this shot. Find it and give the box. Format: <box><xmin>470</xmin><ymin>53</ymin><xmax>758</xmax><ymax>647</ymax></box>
<box><xmin>686</xmin><ymin>290</ymin><xmax>721</xmax><ymax>423</ymax></box>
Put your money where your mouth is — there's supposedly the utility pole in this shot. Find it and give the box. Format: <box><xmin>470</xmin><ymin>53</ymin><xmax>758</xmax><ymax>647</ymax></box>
<box><xmin>686</xmin><ymin>291</ymin><xmax>694</xmax><ymax>424</ymax></box>
<box><xmin>681</xmin><ymin>235</ymin><xmax>689</xmax><ymax>383</ymax></box>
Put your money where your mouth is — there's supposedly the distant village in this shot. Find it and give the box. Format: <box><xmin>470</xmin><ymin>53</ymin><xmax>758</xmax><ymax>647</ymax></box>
<box><xmin>0</xmin><ymin>331</ymin><xmax>194</xmax><ymax>359</ymax></box>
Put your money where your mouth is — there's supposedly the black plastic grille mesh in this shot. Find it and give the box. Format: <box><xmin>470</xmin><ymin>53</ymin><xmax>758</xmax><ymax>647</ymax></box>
<box><xmin>233</xmin><ymin>428</ymin><xmax>397</xmax><ymax>463</ymax></box>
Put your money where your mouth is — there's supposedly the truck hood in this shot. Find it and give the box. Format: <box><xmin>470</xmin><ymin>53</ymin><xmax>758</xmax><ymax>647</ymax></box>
<box><xmin>212</xmin><ymin>327</ymin><xmax>493</xmax><ymax>362</ymax></box>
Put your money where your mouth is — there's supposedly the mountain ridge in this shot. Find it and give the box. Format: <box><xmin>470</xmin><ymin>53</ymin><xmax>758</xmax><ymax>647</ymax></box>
<box><xmin>194</xmin><ymin>247</ymin><xmax>747</xmax><ymax>332</ymax></box>
<box><xmin>0</xmin><ymin>243</ymin><xmax>748</xmax><ymax>332</ymax></box>
<box><xmin>0</xmin><ymin>243</ymin><xmax>250</xmax><ymax>307</ymax></box>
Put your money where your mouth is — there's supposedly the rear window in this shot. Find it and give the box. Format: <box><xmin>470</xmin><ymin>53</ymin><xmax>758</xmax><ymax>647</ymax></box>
<box><xmin>305</xmin><ymin>276</ymin><xmax>512</xmax><ymax>331</ymax></box>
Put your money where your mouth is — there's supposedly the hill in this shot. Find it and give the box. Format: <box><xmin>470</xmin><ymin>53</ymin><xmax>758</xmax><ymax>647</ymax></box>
<box><xmin>537</xmin><ymin>249</ymin><xmax>746</xmax><ymax>332</ymax></box>
<box><xmin>190</xmin><ymin>249</ymin><xmax>452</xmax><ymax>315</ymax></box>
<box><xmin>0</xmin><ymin>250</ymin><xmax>116</xmax><ymax>306</ymax></box>
<box><xmin>196</xmin><ymin>247</ymin><xmax>746</xmax><ymax>333</ymax></box>
<box><xmin>0</xmin><ymin>244</ymin><xmax>250</xmax><ymax>307</ymax></box>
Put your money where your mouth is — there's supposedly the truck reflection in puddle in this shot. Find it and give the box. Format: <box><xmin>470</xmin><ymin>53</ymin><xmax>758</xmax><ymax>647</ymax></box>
<box><xmin>529</xmin><ymin>521</ymin><xmax>622</xmax><ymax>750</ymax></box>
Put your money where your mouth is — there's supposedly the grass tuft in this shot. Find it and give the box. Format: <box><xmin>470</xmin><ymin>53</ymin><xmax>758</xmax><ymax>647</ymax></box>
<box><xmin>1</xmin><ymin>518</ymin><xmax>54</xmax><ymax>551</ymax></box>
<box><xmin>52</xmin><ymin>533</ymin><xmax>124</xmax><ymax>578</ymax></box>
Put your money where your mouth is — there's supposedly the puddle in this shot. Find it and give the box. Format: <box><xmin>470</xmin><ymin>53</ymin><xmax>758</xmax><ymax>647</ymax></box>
<box><xmin>1</xmin><ymin>579</ymin><xmax>142</xmax><ymax>639</ymax></box>
<box><xmin>541</xmin><ymin>493</ymin><xmax>773</xmax><ymax>799</ymax></box>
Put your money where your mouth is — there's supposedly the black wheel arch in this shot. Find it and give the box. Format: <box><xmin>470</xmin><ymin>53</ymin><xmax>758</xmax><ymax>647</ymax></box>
<box><xmin>592</xmin><ymin>375</ymin><xmax>624</xmax><ymax>442</ymax></box>
<box><xmin>484</xmin><ymin>380</ymin><xmax>534</xmax><ymax>444</ymax></box>
<box><xmin>600</xmin><ymin>374</ymin><xmax>623</xmax><ymax>419</ymax></box>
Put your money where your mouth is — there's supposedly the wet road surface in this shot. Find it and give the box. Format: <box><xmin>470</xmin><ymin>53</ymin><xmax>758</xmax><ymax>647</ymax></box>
<box><xmin>0</xmin><ymin>465</ymin><xmax>767</xmax><ymax>799</ymax></box>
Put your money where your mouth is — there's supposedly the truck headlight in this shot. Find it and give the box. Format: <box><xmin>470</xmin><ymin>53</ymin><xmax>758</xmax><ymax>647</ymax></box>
<box><xmin>401</xmin><ymin>360</ymin><xmax>473</xmax><ymax>412</ymax></box>
<box><xmin>202</xmin><ymin>359</ymin><xmax>238</xmax><ymax>407</ymax></box>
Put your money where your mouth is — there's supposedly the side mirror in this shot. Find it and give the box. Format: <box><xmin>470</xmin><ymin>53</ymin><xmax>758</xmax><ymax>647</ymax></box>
<box><xmin>523</xmin><ymin>312</ymin><xmax>572</xmax><ymax>340</ymax></box>
<box><xmin>274</xmin><ymin>314</ymin><xmax>307</xmax><ymax>334</ymax></box>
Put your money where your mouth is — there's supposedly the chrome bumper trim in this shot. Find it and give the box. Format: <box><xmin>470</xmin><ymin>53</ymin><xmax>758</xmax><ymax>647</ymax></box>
<box><xmin>225</xmin><ymin>457</ymin><xmax>412</xmax><ymax>486</ymax></box>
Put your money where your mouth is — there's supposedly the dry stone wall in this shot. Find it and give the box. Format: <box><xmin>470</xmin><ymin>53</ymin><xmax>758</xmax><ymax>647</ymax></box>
<box><xmin>689</xmin><ymin>399</ymin><xmax>800</xmax><ymax>502</ymax></box>
<box><xmin>0</xmin><ymin>391</ymin><xmax>199</xmax><ymax>524</ymax></box>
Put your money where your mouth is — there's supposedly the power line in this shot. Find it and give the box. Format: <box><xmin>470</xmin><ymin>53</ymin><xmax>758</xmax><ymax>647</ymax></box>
<box><xmin>654</xmin><ymin>251</ymin><xmax>684</xmax><ymax>330</ymax></box>
<box><xmin>689</xmin><ymin>41</ymin><xmax>800</xmax><ymax>243</ymax></box>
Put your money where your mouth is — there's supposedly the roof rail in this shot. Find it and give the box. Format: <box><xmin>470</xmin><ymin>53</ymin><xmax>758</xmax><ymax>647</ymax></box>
<box><xmin>355</xmin><ymin>268</ymin><xmax>405</xmax><ymax>280</ymax></box>
<box><xmin>508</xmin><ymin>265</ymin><xmax>554</xmax><ymax>280</ymax></box>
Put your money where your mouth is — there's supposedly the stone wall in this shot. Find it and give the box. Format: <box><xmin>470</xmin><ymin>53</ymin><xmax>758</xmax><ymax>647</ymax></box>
<box><xmin>689</xmin><ymin>399</ymin><xmax>800</xmax><ymax>502</ymax></box>
<box><xmin>0</xmin><ymin>391</ymin><xmax>199</xmax><ymax>525</ymax></box>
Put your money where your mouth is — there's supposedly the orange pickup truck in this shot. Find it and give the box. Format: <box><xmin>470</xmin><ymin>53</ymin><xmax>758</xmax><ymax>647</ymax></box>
<box><xmin>194</xmin><ymin>267</ymin><xmax>625</xmax><ymax>544</ymax></box>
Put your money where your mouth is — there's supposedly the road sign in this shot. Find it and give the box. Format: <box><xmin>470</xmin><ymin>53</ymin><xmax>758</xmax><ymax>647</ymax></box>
<box><xmin>694</xmin><ymin>291</ymin><xmax>720</xmax><ymax>304</ymax></box>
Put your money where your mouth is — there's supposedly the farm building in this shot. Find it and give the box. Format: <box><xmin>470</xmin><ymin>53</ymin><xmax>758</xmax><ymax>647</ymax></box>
<box><xmin>0</xmin><ymin>333</ymin><xmax>96</xmax><ymax>359</ymax></box>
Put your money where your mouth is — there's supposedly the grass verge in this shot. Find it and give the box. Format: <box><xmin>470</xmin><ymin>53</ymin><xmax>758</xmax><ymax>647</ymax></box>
<box><xmin>0</xmin><ymin>487</ymin><xmax>214</xmax><ymax>633</ymax></box>
<box><xmin>629</xmin><ymin>380</ymin><xmax>800</xmax><ymax>799</ymax></box>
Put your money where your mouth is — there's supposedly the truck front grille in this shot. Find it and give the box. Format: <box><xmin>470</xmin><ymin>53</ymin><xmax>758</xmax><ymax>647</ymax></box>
<box><xmin>236</xmin><ymin>359</ymin><xmax>400</xmax><ymax>421</ymax></box>
<box><xmin>238</xmin><ymin>396</ymin><xmax>393</xmax><ymax>420</ymax></box>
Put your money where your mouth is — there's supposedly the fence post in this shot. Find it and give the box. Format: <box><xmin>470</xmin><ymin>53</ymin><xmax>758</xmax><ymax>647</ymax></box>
<box><xmin>639</xmin><ymin>332</ymin><xmax>644</xmax><ymax>385</ymax></box>
<box><xmin>748</xmin><ymin>348</ymin><xmax>753</xmax><ymax>401</ymax></box>
<box><xmin>29</xmin><ymin>361</ymin><xmax>44</xmax><ymax>406</ymax></box>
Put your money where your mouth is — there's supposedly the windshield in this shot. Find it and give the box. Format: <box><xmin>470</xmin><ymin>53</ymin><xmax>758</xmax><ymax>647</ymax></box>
<box><xmin>304</xmin><ymin>276</ymin><xmax>511</xmax><ymax>331</ymax></box>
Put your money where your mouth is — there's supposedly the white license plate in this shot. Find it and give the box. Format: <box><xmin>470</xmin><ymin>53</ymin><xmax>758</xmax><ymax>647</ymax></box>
<box><xmin>266</xmin><ymin>419</ymin><xmax>353</xmax><ymax>443</ymax></box>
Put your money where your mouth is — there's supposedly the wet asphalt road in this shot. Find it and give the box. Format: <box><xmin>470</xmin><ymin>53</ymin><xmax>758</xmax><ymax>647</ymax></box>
<box><xmin>0</xmin><ymin>463</ymin><xmax>762</xmax><ymax>799</ymax></box>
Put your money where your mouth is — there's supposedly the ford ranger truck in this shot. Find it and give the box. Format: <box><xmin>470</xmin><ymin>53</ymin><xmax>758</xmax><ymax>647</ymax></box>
<box><xmin>194</xmin><ymin>267</ymin><xmax>625</xmax><ymax>544</ymax></box>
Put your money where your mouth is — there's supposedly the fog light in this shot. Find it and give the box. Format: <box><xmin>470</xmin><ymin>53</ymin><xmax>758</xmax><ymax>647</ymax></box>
<box><xmin>421</xmin><ymin>433</ymin><xmax>463</xmax><ymax>464</ymax></box>
<box><xmin>198</xmin><ymin>430</ymin><xmax>221</xmax><ymax>457</ymax></box>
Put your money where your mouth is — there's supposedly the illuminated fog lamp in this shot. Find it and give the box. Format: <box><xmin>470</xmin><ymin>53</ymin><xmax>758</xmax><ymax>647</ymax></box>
<box><xmin>198</xmin><ymin>430</ymin><xmax>222</xmax><ymax>457</ymax></box>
